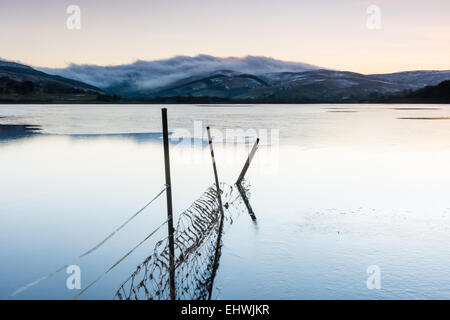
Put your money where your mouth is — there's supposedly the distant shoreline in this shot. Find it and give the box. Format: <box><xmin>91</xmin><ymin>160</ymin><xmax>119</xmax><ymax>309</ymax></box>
<box><xmin>1</xmin><ymin>100</ymin><xmax>449</xmax><ymax>105</ymax></box>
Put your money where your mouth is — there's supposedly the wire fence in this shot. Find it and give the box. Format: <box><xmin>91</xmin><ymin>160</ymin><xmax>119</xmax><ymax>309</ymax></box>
<box><xmin>9</xmin><ymin>180</ymin><xmax>251</xmax><ymax>300</ymax></box>
<box><xmin>6</xmin><ymin>108</ymin><xmax>258</xmax><ymax>300</ymax></box>
<box><xmin>114</xmin><ymin>181</ymin><xmax>248</xmax><ymax>300</ymax></box>
<box><xmin>8</xmin><ymin>185</ymin><xmax>168</xmax><ymax>299</ymax></box>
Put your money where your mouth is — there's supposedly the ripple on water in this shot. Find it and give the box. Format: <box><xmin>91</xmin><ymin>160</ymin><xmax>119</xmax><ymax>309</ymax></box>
<box><xmin>390</xmin><ymin>107</ymin><xmax>441</xmax><ymax>110</ymax></box>
<box><xmin>397</xmin><ymin>116</ymin><xmax>450</xmax><ymax>120</ymax></box>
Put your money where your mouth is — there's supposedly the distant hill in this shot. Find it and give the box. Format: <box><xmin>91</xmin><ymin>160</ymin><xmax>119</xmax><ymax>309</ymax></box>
<box><xmin>2</xmin><ymin>56</ymin><xmax>450</xmax><ymax>103</ymax></box>
<box><xmin>131</xmin><ymin>79</ymin><xmax>450</xmax><ymax>104</ymax></box>
<box><xmin>146</xmin><ymin>69</ymin><xmax>450</xmax><ymax>101</ymax></box>
<box><xmin>0</xmin><ymin>60</ymin><xmax>118</xmax><ymax>103</ymax></box>
<box><xmin>39</xmin><ymin>55</ymin><xmax>322</xmax><ymax>97</ymax></box>
<box><xmin>40</xmin><ymin>55</ymin><xmax>450</xmax><ymax>102</ymax></box>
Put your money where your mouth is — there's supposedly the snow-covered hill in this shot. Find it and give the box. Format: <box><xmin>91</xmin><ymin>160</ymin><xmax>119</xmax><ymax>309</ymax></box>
<box><xmin>36</xmin><ymin>55</ymin><xmax>450</xmax><ymax>100</ymax></box>
<box><xmin>39</xmin><ymin>55</ymin><xmax>321</xmax><ymax>97</ymax></box>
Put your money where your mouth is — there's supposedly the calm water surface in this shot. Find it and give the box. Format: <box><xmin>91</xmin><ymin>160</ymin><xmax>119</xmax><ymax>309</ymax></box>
<box><xmin>1</xmin><ymin>104</ymin><xmax>449</xmax><ymax>299</ymax></box>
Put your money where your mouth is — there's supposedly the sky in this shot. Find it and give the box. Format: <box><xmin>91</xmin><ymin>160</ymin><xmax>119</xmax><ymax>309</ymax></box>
<box><xmin>0</xmin><ymin>0</ymin><xmax>449</xmax><ymax>74</ymax></box>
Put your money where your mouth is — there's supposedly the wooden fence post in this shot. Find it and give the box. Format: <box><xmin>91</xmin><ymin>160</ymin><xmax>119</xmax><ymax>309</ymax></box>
<box><xmin>236</xmin><ymin>138</ymin><xmax>259</xmax><ymax>220</ymax></box>
<box><xmin>206</xmin><ymin>126</ymin><xmax>225</xmax><ymax>299</ymax></box>
<box><xmin>161</xmin><ymin>108</ymin><xmax>176</xmax><ymax>300</ymax></box>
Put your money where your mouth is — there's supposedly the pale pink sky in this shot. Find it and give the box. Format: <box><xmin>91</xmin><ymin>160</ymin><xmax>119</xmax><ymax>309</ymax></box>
<box><xmin>0</xmin><ymin>0</ymin><xmax>449</xmax><ymax>73</ymax></box>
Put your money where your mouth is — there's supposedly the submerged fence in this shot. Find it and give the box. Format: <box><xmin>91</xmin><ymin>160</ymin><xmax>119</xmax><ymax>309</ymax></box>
<box><xmin>76</xmin><ymin>109</ymin><xmax>258</xmax><ymax>300</ymax></box>
<box><xmin>114</xmin><ymin>182</ymin><xmax>248</xmax><ymax>300</ymax></box>
<box><xmin>7</xmin><ymin>108</ymin><xmax>258</xmax><ymax>300</ymax></box>
<box><xmin>112</xmin><ymin>112</ymin><xmax>258</xmax><ymax>300</ymax></box>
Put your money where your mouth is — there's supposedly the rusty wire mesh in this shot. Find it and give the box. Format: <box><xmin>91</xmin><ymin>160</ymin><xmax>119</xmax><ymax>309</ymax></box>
<box><xmin>114</xmin><ymin>182</ymin><xmax>248</xmax><ymax>300</ymax></box>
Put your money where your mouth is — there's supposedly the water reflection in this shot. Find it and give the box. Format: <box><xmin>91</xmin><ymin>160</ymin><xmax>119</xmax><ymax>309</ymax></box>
<box><xmin>0</xmin><ymin>124</ymin><xmax>41</xmax><ymax>141</ymax></box>
<box><xmin>63</xmin><ymin>132</ymin><xmax>164</xmax><ymax>143</ymax></box>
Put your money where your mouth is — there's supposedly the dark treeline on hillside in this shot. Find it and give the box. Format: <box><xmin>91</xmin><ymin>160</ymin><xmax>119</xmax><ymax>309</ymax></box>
<box><xmin>366</xmin><ymin>80</ymin><xmax>450</xmax><ymax>104</ymax></box>
<box><xmin>0</xmin><ymin>77</ymin><xmax>85</xmax><ymax>95</ymax></box>
<box><xmin>0</xmin><ymin>76</ymin><xmax>120</xmax><ymax>103</ymax></box>
<box><xmin>403</xmin><ymin>80</ymin><xmax>450</xmax><ymax>102</ymax></box>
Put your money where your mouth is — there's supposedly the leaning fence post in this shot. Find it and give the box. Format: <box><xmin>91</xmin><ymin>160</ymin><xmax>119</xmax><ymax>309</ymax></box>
<box><xmin>236</xmin><ymin>138</ymin><xmax>259</xmax><ymax>220</ymax></box>
<box><xmin>206</xmin><ymin>126</ymin><xmax>225</xmax><ymax>300</ymax></box>
<box><xmin>161</xmin><ymin>108</ymin><xmax>176</xmax><ymax>300</ymax></box>
<box><xmin>236</xmin><ymin>138</ymin><xmax>259</xmax><ymax>185</ymax></box>
<box><xmin>206</xmin><ymin>126</ymin><xmax>224</xmax><ymax>218</ymax></box>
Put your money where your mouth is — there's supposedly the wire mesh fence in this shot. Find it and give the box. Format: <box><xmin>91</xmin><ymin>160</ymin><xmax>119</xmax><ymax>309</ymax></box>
<box><xmin>114</xmin><ymin>182</ymin><xmax>249</xmax><ymax>300</ymax></box>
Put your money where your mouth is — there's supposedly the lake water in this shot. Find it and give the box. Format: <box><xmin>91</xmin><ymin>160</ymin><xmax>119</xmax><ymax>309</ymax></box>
<box><xmin>1</xmin><ymin>104</ymin><xmax>450</xmax><ymax>300</ymax></box>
